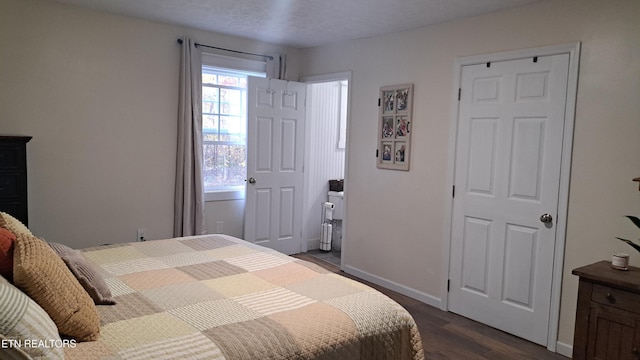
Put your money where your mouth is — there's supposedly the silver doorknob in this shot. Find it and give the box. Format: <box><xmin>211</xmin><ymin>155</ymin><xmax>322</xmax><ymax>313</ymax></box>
<box><xmin>540</xmin><ymin>213</ymin><xmax>553</xmax><ymax>223</ymax></box>
<box><xmin>247</xmin><ymin>177</ymin><xmax>257</xmax><ymax>184</ymax></box>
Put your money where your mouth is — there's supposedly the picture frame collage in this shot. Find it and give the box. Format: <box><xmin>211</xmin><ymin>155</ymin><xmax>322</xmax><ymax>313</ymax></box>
<box><xmin>377</xmin><ymin>83</ymin><xmax>413</xmax><ymax>170</ymax></box>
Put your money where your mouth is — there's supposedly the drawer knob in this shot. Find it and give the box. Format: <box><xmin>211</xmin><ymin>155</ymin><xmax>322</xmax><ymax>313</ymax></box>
<box><xmin>606</xmin><ymin>293</ymin><xmax>616</xmax><ymax>303</ymax></box>
<box><xmin>633</xmin><ymin>347</ymin><xmax>639</xmax><ymax>356</ymax></box>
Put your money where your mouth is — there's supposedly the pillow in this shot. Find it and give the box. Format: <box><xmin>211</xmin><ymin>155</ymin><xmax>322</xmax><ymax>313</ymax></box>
<box><xmin>12</xmin><ymin>234</ymin><xmax>100</xmax><ymax>342</ymax></box>
<box><xmin>49</xmin><ymin>242</ymin><xmax>116</xmax><ymax>305</ymax></box>
<box><xmin>0</xmin><ymin>228</ymin><xmax>16</xmax><ymax>280</ymax></box>
<box><xmin>0</xmin><ymin>275</ymin><xmax>65</xmax><ymax>359</ymax></box>
<box><xmin>0</xmin><ymin>212</ymin><xmax>32</xmax><ymax>238</ymax></box>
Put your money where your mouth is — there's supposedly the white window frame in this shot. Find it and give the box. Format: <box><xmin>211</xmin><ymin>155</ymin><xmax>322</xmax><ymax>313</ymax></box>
<box><xmin>201</xmin><ymin>53</ymin><xmax>266</xmax><ymax>202</ymax></box>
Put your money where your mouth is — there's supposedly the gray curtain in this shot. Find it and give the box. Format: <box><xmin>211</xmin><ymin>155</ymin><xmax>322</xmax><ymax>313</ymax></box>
<box><xmin>175</xmin><ymin>37</ymin><xmax>206</xmax><ymax>237</ymax></box>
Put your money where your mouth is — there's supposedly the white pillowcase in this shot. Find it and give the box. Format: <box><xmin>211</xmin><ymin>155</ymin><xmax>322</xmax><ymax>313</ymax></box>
<box><xmin>0</xmin><ymin>275</ymin><xmax>65</xmax><ymax>360</ymax></box>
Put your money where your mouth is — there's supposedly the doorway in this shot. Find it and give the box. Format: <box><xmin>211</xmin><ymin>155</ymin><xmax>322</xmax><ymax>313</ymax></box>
<box><xmin>444</xmin><ymin>43</ymin><xmax>580</xmax><ymax>351</ymax></box>
<box><xmin>301</xmin><ymin>72</ymin><xmax>351</xmax><ymax>267</ymax></box>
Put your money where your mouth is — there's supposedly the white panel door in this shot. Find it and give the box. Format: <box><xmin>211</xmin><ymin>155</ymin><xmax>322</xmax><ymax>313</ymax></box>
<box><xmin>245</xmin><ymin>78</ymin><xmax>306</xmax><ymax>254</ymax></box>
<box><xmin>449</xmin><ymin>54</ymin><xmax>570</xmax><ymax>345</ymax></box>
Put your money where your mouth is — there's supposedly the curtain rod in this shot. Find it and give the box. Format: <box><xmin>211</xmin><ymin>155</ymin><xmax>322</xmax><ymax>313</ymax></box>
<box><xmin>177</xmin><ymin>39</ymin><xmax>273</xmax><ymax>61</ymax></box>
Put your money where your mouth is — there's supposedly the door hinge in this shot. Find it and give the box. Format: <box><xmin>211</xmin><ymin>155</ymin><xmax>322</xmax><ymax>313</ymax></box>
<box><xmin>452</xmin><ymin>185</ymin><xmax>456</xmax><ymax>198</ymax></box>
<box><xmin>447</xmin><ymin>279</ymin><xmax>450</xmax><ymax>292</ymax></box>
<box><xmin>378</xmin><ymin>98</ymin><xmax>381</xmax><ymax>107</ymax></box>
<box><xmin>458</xmin><ymin>88</ymin><xmax>461</xmax><ymax>101</ymax></box>
<box><xmin>376</xmin><ymin>149</ymin><xmax>379</xmax><ymax>158</ymax></box>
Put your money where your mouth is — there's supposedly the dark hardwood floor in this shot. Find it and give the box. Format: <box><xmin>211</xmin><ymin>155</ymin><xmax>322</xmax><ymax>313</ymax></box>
<box><xmin>293</xmin><ymin>253</ymin><xmax>568</xmax><ymax>360</ymax></box>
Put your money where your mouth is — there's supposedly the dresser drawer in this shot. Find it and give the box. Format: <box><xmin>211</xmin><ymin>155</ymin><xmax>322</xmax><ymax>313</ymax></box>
<box><xmin>0</xmin><ymin>174</ymin><xmax>20</xmax><ymax>198</ymax></box>
<box><xmin>0</xmin><ymin>137</ymin><xmax>30</xmax><ymax>226</ymax></box>
<box><xmin>0</xmin><ymin>146</ymin><xmax>22</xmax><ymax>170</ymax></box>
<box><xmin>0</xmin><ymin>202</ymin><xmax>19</xmax><ymax>217</ymax></box>
<box><xmin>592</xmin><ymin>284</ymin><xmax>640</xmax><ymax>314</ymax></box>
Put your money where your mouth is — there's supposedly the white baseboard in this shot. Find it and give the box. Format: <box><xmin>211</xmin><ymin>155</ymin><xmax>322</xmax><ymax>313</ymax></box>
<box><xmin>343</xmin><ymin>265</ymin><xmax>441</xmax><ymax>308</ymax></box>
<box><xmin>555</xmin><ymin>341</ymin><xmax>572</xmax><ymax>358</ymax></box>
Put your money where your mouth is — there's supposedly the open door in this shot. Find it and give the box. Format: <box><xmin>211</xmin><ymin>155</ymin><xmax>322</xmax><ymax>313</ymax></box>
<box><xmin>244</xmin><ymin>77</ymin><xmax>306</xmax><ymax>255</ymax></box>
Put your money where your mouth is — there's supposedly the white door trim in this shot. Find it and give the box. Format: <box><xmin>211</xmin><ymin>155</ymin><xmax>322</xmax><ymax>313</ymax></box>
<box><xmin>441</xmin><ymin>42</ymin><xmax>581</xmax><ymax>351</ymax></box>
<box><xmin>301</xmin><ymin>71</ymin><xmax>352</xmax><ymax>84</ymax></box>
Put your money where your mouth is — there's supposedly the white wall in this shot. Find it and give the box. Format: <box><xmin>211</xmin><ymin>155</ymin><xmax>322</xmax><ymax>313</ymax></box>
<box><xmin>205</xmin><ymin>200</ymin><xmax>244</xmax><ymax>238</ymax></box>
<box><xmin>299</xmin><ymin>0</ymin><xmax>640</xmax><ymax>347</ymax></box>
<box><xmin>0</xmin><ymin>0</ymin><xmax>301</xmax><ymax>247</ymax></box>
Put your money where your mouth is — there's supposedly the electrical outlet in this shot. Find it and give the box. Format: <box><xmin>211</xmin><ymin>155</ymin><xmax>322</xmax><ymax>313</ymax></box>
<box><xmin>137</xmin><ymin>228</ymin><xmax>146</xmax><ymax>242</ymax></box>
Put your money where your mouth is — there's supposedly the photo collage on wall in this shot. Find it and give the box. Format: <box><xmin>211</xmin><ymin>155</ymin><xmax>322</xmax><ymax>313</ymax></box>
<box><xmin>377</xmin><ymin>84</ymin><xmax>413</xmax><ymax>170</ymax></box>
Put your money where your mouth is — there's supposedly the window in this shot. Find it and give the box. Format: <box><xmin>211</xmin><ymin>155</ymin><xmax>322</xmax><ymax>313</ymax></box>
<box><xmin>201</xmin><ymin>62</ymin><xmax>265</xmax><ymax>201</ymax></box>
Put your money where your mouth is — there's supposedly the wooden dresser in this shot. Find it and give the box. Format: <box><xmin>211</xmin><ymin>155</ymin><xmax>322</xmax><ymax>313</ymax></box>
<box><xmin>0</xmin><ymin>136</ymin><xmax>31</xmax><ymax>225</ymax></box>
<box><xmin>573</xmin><ymin>261</ymin><xmax>640</xmax><ymax>360</ymax></box>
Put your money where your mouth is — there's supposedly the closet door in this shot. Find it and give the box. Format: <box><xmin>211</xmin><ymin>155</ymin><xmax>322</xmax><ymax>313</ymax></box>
<box><xmin>449</xmin><ymin>54</ymin><xmax>570</xmax><ymax>345</ymax></box>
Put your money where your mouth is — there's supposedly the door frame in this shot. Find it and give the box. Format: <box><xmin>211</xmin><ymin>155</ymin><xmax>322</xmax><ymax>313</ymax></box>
<box><xmin>300</xmin><ymin>71</ymin><xmax>352</xmax><ymax>268</ymax></box>
<box><xmin>441</xmin><ymin>43</ymin><xmax>581</xmax><ymax>352</ymax></box>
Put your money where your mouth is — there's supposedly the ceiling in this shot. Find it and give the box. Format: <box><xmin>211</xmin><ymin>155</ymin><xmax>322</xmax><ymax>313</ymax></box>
<box><xmin>45</xmin><ymin>0</ymin><xmax>539</xmax><ymax>48</ymax></box>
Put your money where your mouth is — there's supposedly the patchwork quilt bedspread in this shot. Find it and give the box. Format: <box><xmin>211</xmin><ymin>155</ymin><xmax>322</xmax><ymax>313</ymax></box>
<box><xmin>65</xmin><ymin>234</ymin><xmax>424</xmax><ymax>360</ymax></box>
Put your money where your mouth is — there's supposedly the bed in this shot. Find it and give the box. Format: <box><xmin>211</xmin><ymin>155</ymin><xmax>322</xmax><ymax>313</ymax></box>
<box><xmin>0</xmin><ymin>212</ymin><xmax>424</xmax><ymax>360</ymax></box>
